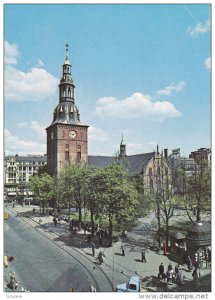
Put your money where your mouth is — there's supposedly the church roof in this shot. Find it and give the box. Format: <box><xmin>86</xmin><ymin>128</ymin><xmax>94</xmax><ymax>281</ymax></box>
<box><xmin>126</xmin><ymin>153</ymin><xmax>155</xmax><ymax>174</ymax></box>
<box><xmin>88</xmin><ymin>152</ymin><xmax>155</xmax><ymax>174</ymax></box>
<box><xmin>88</xmin><ymin>155</ymin><xmax>116</xmax><ymax>168</ymax></box>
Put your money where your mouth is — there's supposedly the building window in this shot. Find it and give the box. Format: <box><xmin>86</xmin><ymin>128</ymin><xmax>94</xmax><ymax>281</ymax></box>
<box><xmin>77</xmin><ymin>152</ymin><xmax>81</xmax><ymax>163</ymax></box>
<box><xmin>149</xmin><ymin>167</ymin><xmax>152</xmax><ymax>176</ymax></box>
<box><xmin>65</xmin><ymin>151</ymin><xmax>69</xmax><ymax>160</ymax></box>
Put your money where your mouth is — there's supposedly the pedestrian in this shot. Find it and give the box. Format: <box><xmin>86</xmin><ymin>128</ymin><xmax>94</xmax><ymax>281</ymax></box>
<box><xmin>53</xmin><ymin>216</ymin><xmax>57</xmax><ymax>227</ymax></box>
<box><xmin>186</xmin><ymin>255</ymin><xmax>192</xmax><ymax>271</ymax></box>
<box><xmin>10</xmin><ymin>272</ymin><xmax>18</xmax><ymax>290</ymax></box>
<box><xmin>168</xmin><ymin>263</ymin><xmax>173</xmax><ymax>271</ymax></box>
<box><xmin>69</xmin><ymin>219</ymin><xmax>73</xmax><ymax>232</ymax></box>
<box><xmin>158</xmin><ymin>262</ymin><xmax>165</xmax><ymax>280</ymax></box>
<box><xmin>73</xmin><ymin>227</ymin><xmax>77</xmax><ymax>236</ymax></box>
<box><xmin>175</xmin><ymin>264</ymin><xmax>179</xmax><ymax>281</ymax></box>
<box><xmin>141</xmin><ymin>248</ymin><xmax>147</xmax><ymax>262</ymax></box>
<box><xmin>121</xmin><ymin>244</ymin><xmax>125</xmax><ymax>256</ymax></box>
<box><xmin>192</xmin><ymin>267</ymin><xmax>200</xmax><ymax>291</ymax></box>
<box><xmin>88</xmin><ymin>234</ymin><xmax>92</xmax><ymax>244</ymax></box>
<box><xmin>91</xmin><ymin>242</ymin><xmax>95</xmax><ymax>257</ymax></box>
<box><xmin>166</xmin><ymin>268</ymin><xmax>174</xmax><ymax>284</ymax></box>
<box><xmin>98</xmin><ymin>230</ymin><xmax>102</xmax><ymax>245</ymax></box>
<box><xmin>178</xmin><ymin>268</ymin><xmax>185</xmax><ymax>286</ymax></box>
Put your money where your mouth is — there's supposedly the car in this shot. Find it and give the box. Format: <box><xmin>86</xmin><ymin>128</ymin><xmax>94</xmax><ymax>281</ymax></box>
<box><xmin>116</xmin><ymin>276</ymin><xmax>141</xmax><ymax>292</ymax></box>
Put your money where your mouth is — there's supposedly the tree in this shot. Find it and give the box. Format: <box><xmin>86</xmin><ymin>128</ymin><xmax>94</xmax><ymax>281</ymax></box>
<box><xmin>58</xmin><ymin>164</ymin><xmax>89</xmax><ymax>222</ymax></box>
<box><xmin>130</xmin><ymin>174</ymin><xmax>154</xmax><ymax>217</ymax></box>
<box><xmin>184</xmin><ymin>160</ymin><xmax>211</xmax><ymax>222</ymax></box>
<box><xmin>29</xmin><ymin>173</ymin><xmax>54</xmax><ymax>214</ymax></box>
<box><xmin>100</xmin><ymin>163</ymin><xmax>138</xmax><ymax>246</ymax></box>
<box><xmin>84</xmin><ymin>167</ymin><xmax>105</xmax><ymax>236</ymax></box>
<box><xmin>172</xmin><ymin>157</ymin><xmax>211</xmax><ymax>223</ymax></box>
<box><xmin>152</xmin><ymin>155</ymin><xmax>178</xmax><ymax>249</ymax></box>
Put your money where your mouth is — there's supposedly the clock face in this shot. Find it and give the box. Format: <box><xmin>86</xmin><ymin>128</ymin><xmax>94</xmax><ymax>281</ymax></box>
<box><xmin>69</xmin><ymin>130</ymin><xmax>77</xmax><ymax>139</ymax></box>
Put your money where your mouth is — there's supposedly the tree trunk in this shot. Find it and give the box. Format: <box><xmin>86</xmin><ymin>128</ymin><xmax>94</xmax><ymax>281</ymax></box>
<box><xmin>165</xmin><ymin>220</ymin><xmax>169</xmax><ymax>252</ymax></box>
<box><xmin>108</xmin><ymin>216</ymin><xmax>113</xmax><ymax>247</ymax></box>
<box><xmin>90</xmin><ymin>209</ymin><xmax>95</xmax><ymax>237</ymax></box>
<box><xmin>78</xmin><ymin>207</ymin><xmax>82</xmax><ymax>231</ymax></box>
<box><xmin>196</xmin><ymin>206</ymin><xmax>201</xmax><ymax>222</ymax></box>
<box><xmin>42</xmin><ymin>202</ymin><xmax>45</xmax><ymax>215</ymax></box>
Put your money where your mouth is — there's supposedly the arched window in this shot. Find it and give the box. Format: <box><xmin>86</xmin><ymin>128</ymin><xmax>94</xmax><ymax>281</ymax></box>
<box><xmin>68</xmin><ymin>88</ymin><xmax>71</xmax><ymax>97</ymax></box>
<box><xmin>149</xmin><ymin>167</ymin><xmax>152</xmax><ymax>176</ymax></box>
<box><xmin>157</xmin><ymin>167</ymin><xmax>160</xmax><ymax>176</ymax></box>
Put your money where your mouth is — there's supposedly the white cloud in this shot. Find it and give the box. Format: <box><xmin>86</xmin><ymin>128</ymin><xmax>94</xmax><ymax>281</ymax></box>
<box><xmin>88</xmin><ymin>126</ymin><xmax>109</xmax><ymax>141</ymax></box>
<box><xmin>157</xmin><ymin>81</ymin><xmax>186</xmax><ymax>96</ymax></box>
<box><xmin>5</xmin><ymin>65</ymin><xmax>58</xmax><ymax>102</ymax></box>
<box><xmin>5</xmin><ymin>129</ymin><xmax>46</xmax><ymax>155</ymax></box>
<box><xmin>17</xmin><ymin>122</ymin><xmax>28</xmax><ymax>128</ymax></box>
<box><xmin>96</xmin><ymin>92</ymin><xmax>181</xmax><ymax>121</ymax></box>
<box><xmin>30</xmin><ymin>121</ymin><xmax>45</xmax><ymax>137</ymax></box>
<box><xmin>4</xmin><ymin>40</ymin><xmax>58</xmax><ymax>102</ymax></box>
<box><xmin>204</xmin><ymin>57</ymin><xmax>211</xmax><ymax>70</ymax></box>
<box><xmin>127</xmin><ymin>143</ymin><xmax>144</xmax><ymax>154</ymax></box>
<box><xmin>5</xmin><ymin>41</ymin><xmax>19</xmax><ymax>65</ymax></box>
<box><xmin>187</xmin><ymin>20</ymin><xmax>210</xmax><ymax>37</ymax></box>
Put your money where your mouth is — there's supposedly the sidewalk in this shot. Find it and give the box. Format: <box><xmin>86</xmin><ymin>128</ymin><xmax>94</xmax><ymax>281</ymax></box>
<box><xmin>5</xmin><ymin>204</ymin><xmax>211</xmax><ymax>292</ymax></box>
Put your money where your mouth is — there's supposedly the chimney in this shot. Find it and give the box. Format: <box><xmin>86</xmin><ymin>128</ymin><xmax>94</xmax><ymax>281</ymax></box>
<box><xmin>164</xmin><ymin>149</ymin><xmax>168</xmax><ymax>159</ymax></box>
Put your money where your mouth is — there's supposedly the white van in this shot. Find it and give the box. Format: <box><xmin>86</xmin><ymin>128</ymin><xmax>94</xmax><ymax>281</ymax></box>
<box><xmin>116</xmin><ymin>276</ymin><xmax>141</xmax><ymax>292</ymax></box>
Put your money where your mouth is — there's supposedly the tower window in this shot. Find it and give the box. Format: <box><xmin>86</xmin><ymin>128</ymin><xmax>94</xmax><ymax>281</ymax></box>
<box><xmin>149</xmin><ymin>167</ymin><xmax>152</xmax><ymax>176</ymax></box>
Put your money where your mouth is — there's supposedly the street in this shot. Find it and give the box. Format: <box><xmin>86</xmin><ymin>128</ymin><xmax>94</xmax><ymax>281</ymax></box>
<box><xmin>4</xmin><ymin>211</ymin><xmax>97</xmax><ymax>292</ymax></box>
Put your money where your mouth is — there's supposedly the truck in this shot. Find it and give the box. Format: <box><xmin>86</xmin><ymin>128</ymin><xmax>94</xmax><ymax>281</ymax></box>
<box><xmin>116</xmin><ymin>276</ymin><xmax>141</xmax><ymax>292</ymax></box>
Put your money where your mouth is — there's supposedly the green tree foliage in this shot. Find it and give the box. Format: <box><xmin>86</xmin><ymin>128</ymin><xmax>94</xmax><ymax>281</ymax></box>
<box><xmin>59</xmin><ymin>164</ymin><xmax>89</xmax><ymax>222</ymax></box>
<box><xmin>84</xmin><ymin>167</ymin><xmax>106</xmax><ymax>236</ymax></box>
<box><xmin>176</xmin><ymin>159</ymin><xmax>211</xmax><ymax>222</ymax></box>
<box><xmin>99</xmin><ymin>163</ymin><xmax>139</xmax><ymax>246</ymax></box>
<box><xmin>29</xmin><ymin>173</ymin><xmax>54</xmax><ymax>214</ymax></box>
<box><xmin>130</xmin><ymin>174</ymin><xmax>154</xmax><ymax>216</ymax></box>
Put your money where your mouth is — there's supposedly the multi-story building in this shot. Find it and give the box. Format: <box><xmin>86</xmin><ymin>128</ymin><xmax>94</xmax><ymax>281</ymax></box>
<box><xmin>189</xmin><ymin>148</ymin><xmax>211</xmax><ymax>166</ymax></box>
<box><xmin>4</xmin><ymin>154</ymin><xmax>47</xmax><ymax>202</ymax></box>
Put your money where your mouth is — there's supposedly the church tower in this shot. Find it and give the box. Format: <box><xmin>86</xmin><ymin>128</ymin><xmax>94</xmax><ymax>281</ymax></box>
<box><xmin>46</xmin><ymin>44</ymin><xmax>88</xmax><ymax>176</ymax></box>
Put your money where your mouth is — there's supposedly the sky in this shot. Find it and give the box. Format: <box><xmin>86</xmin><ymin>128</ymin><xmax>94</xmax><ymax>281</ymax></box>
<box><xmin>3</xmin><ymin>2</ymin><xmax>211</xmax><ymax>157</ymax></box>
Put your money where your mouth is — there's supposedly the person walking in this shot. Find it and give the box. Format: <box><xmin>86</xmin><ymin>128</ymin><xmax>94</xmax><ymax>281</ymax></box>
<box><xmin>53</xmin><ymin>216</ymin><xmax>57</xmax><ymax>227</ymax></box>
<box><xmin>192</xmin><ymin>267</ymin><xmax>200</xmax><ymax>291</ymax></box>
<box><xmin>141</xmin><ymin>248</ymin><xmax>147</xmax><ymax>262</ymax></box>
<box><xmin>121</xmin><ymin>244</ymin><xmax>125</xmax><ymax>256</ymax></box>
<box><xmin>158</xmin><ymin>262</ymin><xmax>165</xmax><ymax>280</ymax></box>
<box><xmin>91</xmin><ymin>242</ymin><xmax>95</xmax><ymax>257</ymax></box>
<box><xmin>178</xmin><ymin>268</ymin><xmax>185</xmax><ymax>286</ymax></box>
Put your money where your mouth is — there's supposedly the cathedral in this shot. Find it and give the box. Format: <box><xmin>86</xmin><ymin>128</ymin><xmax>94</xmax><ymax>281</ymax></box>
<box><xmin>46</xmin><ymin>45</ymin><xmax>171</xmax><ymax>189</ymax></box>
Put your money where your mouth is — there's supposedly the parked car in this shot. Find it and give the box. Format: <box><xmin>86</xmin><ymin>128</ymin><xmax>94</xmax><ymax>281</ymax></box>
<box><xmin>116</xmin><ymin>276</ymin><xmax>141</xmax><ymax>292</ymax></box>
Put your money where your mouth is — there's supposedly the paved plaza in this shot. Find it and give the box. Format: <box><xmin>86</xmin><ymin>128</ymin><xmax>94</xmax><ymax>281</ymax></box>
<box><xmin>4</xmin><ymin>204</ymin><xmax>211</xmax><ymax>293</ymax></box>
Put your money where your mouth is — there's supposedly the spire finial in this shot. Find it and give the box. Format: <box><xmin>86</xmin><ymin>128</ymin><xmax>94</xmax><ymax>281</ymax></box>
<box><xmin>65</xmin><ymin>43</ymin><xmax>69</xmax><ymax>59</ymax></box>
<box><xmin>121</xmin><ymin>133</ymin><xmax>125</xmax><ymax>145</ymax></box>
